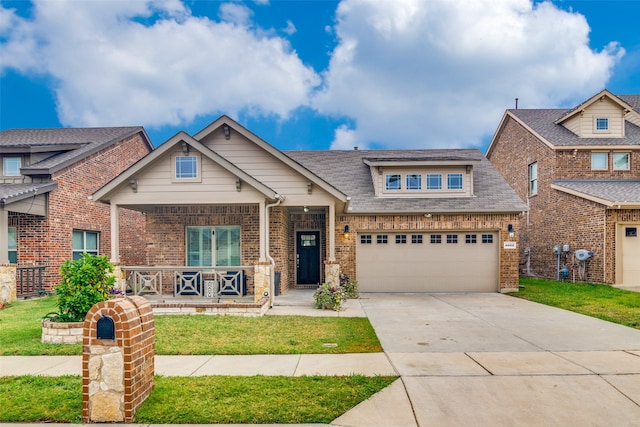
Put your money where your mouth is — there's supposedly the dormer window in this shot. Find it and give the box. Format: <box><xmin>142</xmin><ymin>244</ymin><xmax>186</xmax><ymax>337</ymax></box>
<box><xmin>595</xmin><ymin>117</ymin><xmax>609</xmax><ymax>132</ymax></box>
<box><xmin>385</xmin><ymin>174</ymin><xmax>401</xmax><ymax>190</ymax></box>
<box><xmin>447</xmin><ymin>173</ymin><xmax>463</xmax><ymax>190</ymax></box>
<box><xmin>406</xmin><ymin>174</ymin><xmax>422</xmax><ymax>190</ymax></box>
<box><xmin>3</xmin><ymin>157</ymin><xmax>21</xmax><ymax>176</ymax></box>
<box><xmin>426</xmin><ymin>174</ymin><xmax>442</xmax><ymax>190</ymax></box>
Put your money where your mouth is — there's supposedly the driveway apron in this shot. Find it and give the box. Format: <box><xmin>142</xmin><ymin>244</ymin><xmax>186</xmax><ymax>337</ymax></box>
<box><xmin>345</xmin><ymin>293</ymin><xmax>640</xmax><ymax>427</ymax></box>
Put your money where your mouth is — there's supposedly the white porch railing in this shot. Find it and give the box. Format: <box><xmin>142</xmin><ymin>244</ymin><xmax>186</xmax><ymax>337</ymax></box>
<box><xmin>122</xmin><ymin>266</ymin><xmax>251</xmax><ymax>298</ymax></box>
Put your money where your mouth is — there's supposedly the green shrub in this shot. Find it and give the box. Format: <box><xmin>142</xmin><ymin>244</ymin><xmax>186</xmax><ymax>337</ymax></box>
<box><xmin>46</xmin><ymin>254</ymin><xmax>115</xmax><ymax>322</ymax></box>
<box><xmin>313</xmin><ymin>282</ymin><xmax>345</xmax><ymax>311</ymax></box>
<box><xmin>340</xmin><ymin>273</ymin><xmax>359</xmax><ymax>299</ymax></box>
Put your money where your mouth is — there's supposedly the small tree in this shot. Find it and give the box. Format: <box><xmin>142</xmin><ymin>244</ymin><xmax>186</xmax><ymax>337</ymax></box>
<box><xmin>49</xmin><ymin>253</ymin><xmax>115</xmax><ymax>322</ymax></box>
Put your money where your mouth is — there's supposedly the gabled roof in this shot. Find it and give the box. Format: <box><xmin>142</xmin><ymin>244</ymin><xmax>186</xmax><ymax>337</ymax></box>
<box><xmin>0</xmin><ymin>182</ymin><xmax>58</xmax><ymax>206</ymax></box>
<box><xmin>195</xmin><ymin>115</ymin><xmax>348</xmax><ymax>203</ymax></box>
<box><xmin>552</xmin><ymin>179</ymin><xmax>640</xmax><ymax>208</ymax></box>
<box><xmin>286</xmin><ymin>149</ymin><xmax>528</xmax><ymax>214</ymax></box>
<box><xmin>0</xmin><ymin>127</ymin><xmax>153</xmax><ymax>175</ymax></box>
<box><xmin>92</xmin><ymin>131</ymin><xmax>279</xmax><ymax>202</ymax></box>
<box><xmin>555</xmin><ymin>89</ymin><xmax>638</xmax><ymax>124</ymax></box>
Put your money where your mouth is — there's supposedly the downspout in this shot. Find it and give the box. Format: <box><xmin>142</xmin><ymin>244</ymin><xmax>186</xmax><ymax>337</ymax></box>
<box><xmin>265</xmin><ymin>194</ymin><xmax>285</xmax><ymax>307</ymax></box>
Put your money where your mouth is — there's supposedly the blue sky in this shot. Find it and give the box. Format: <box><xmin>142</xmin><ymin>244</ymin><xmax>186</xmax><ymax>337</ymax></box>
<box><xmin>1</xmin><ymin>0</ymin><xmax>638</xmax><ymax>151</ymax></box>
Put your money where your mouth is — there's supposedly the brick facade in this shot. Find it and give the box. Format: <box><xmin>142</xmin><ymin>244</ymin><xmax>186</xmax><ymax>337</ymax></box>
<box><xmin>13</xmin><ymin>133</ymin><xmax>150</xmax><ymax>291</ymax></box>
<box><xmin>488</xmin><ymin>114</ymin><xmax>640</xmax><ymax>284</ymax></box>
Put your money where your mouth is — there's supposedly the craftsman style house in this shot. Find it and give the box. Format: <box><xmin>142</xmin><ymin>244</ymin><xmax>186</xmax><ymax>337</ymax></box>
<box><xmin>0</xmin><ymin>127</ymin><xmax>153</xmax><ymax>297</ymax></box>
<box><xmin>487</xmin><ymin>90</ymin><xmax>640</xmax><ymax>286</ymax></box>
<box><xmin>92</xmin><ymin>115</ymin><xmax>527</xmax><ymax>302</ymax></box>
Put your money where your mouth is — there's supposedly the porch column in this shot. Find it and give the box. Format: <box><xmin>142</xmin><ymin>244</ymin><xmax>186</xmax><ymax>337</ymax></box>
<box><xmin>110</xmin><ymin>203</ymin><xmax>120</xmax><ymax>263</ymax></box>
<box><xmin>328</xmin><ymin>201</ymin><xmax>336</xmax><ymax>262</ymax></box>
<box><xmin>258</xmin><ymin>201</ymin><xmax>266</xmax><ymax>262</ymax></box>
<box><xmin>0</xmin><ymin>207</ymin><xmax>8</xmax><ymax>264</ymax></box>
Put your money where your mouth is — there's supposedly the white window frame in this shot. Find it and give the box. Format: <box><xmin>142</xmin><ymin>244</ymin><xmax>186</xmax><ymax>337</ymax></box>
<box><xmin>528</xmin><ymin>162</ymin><xmax>538</xmax><ymax>195</ymax></box>
<box><xmin>3</xmin><ymin>157</ymin><xmax>21</xmax><ymax>176</ymax></box>
<box><xmin>613</xmin><ymin>152</ymin><xmax>630</xmax><ymax>171</ymax></box>
<box><xmin>405</xmin><ymin>174</ymin><xmax>422</xmax><ymax>190</ymax></box>
<box><xmin>447</xmin><ymin>173</ymin><xmax>463</xmax><ymax>190</ymax></box>
<box><xmin>172</xmin><ymin>153</ymin><xmax>201</xmax><ymax>182</ymax></box>
<box><xmin>594</xmin><ymin>117</ymin><xmax>609</xmax><ymax>132</ymax></box>
<box><xmin>426</xmin><ymin>173</ymin><xmax>442</xmax><ymax>190</ymax></box>
<box><xmin>591</xmin><ymin>152</ymin><xmax>608</xmax><ymax>170</ymax></box>
<box><xmin>73</xmin><ymin>230</ymin><xmax>99</xmax><ymax>260</ymax></box>
<box><xmin>385</xmin><ymin>174</ymin><xmax>401</xmax><ymax>191</ymax></box>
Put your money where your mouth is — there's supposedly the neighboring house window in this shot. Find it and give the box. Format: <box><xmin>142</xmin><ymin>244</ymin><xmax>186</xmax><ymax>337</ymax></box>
<box><xmin>73</xmin><ymin>230</ymin><xmax>99</xmax><ymax>260</ymax></box>
<box><xmin>426</xmin><ymin>174</ymin><xmax>442</xmax><ymax>190</ymax></box>
<box><xmin>377</xmin><ymin>235</ymin><xmax>388</xmax><ymax>244</ymax></box>
<box><xmin>591</xmin><ymin>152</ymin><xmax>608</xmax><ymax>170</ymax></box>
<box><xmin>186</xmin><ymin>226</ymin><xmax>241</xmax><ymax>267</ymax></box>
<box><xmin>528</xmin><ymin>162</ymin><xmax>538</xmax><ymax>195</ymax></box>
<box><xmin>385</xmin><ymin>174</ymin><xmax>401</xmax><ymax>190</ymax></box>
<box><xmin>360</xmin><ymin>235</ymin><xmax>372</xmax><ymax>244</ymax></box>
<box><xmin>446</xmin><ymin>234</ymin><xmax>458</xmax><ymax>244</ymax></box>
<box><xmin>8</xmin><ymin>227</ymin><xmax>17</xmax><ymax>264</ymax></box>
<box><xmin>613</xmin><ymin>153</ymin><xmax>630</xmax><ymax>170</ymax></box>
<box><xmin>595</xmin><ymin>117</ymin><xmax>609</xmax><ymax>132</ymax></box>
<box><xmin>411</xmin><ymin>234</ymin><xmax>423</xmax><ymax>244</ymax></box>
<box><xmin>3</xmin><ymin>157</ymin><xmax>21</xmax><ymax>176</ymax></box>
<box><xmin>466</xmin><ymin>234</ymin><xmax>477</xmax><ymax>244</ymax></box>
<box><xmin>406</xmin><ymin>174</ymin><xmax>422</xmax><ymax>190</ymax></box>
<box><xmin>447</xmin><ymin>173</ymin><xmax>463</xmax><ymax>190</ymax></box>
<box><xmin>430</xmin><ymin>234</ymin><xmax>442</xmax><ymax>244</ymax></box>
<box><xmin>175</xmin><ymin>156</ymin><xmax>198</xmax><ymax>179</ymax></box>
<box><xmin>395</xmin><ymin>235</ymin><xmax>407</xmax><ymax>244</ymax></box>
<box><xmin>481</xmin><ymin>234</ymin><xmax>493</xmax><ymax>244</ymax></box>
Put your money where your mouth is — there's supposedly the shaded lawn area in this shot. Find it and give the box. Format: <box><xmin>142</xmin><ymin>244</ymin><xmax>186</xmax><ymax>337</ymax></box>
<box><xmin>510</xmin><ymin>277</ymin><xmax>640</xmax><ymax>329</ymax></box>
<box><xmin>0</xmin><ymin>297</ymin><xmax>382</xmax><ymax>355</ymax></box>
<box><xmin>0</xmin><ymin>375</ymin><xmax>397</xmax><ymax>424</ymax></box>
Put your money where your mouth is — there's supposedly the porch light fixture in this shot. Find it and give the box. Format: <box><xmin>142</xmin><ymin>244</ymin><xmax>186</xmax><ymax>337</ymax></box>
<box><xmin>424</xmin><ymin>213</ymin><xmax>432</xmax><ymax>218</ymax></box>
<box><xmin>344</xmin><ymin>225</ymin><xmax>350</xmax><ymax>238</ymax></box>
<box><xmin>223</xmin><ymin>124</ymin><xmax>231</xmax><ymax>140</ymax></box>
<box><xmin>508</xmin><ymin>224</ymin><xmax>515</xmax><ymax>238</ymax></box>
<box><xmin>303</xmin><ymin>206</ymin><xmax>309</xmax><ymax>213</ymax></box>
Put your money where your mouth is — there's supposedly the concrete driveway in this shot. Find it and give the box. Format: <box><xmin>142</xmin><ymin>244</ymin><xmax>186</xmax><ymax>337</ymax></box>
<box><xmin>334</xmin><ymin>293</ymin><xmax>640</xmax><ymax>427</ymax></box>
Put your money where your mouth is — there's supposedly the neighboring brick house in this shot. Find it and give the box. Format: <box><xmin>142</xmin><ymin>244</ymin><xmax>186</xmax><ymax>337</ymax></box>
<box><xmin>487</xmin><ymin>89</ymin><xmax>640</xmax><ymax>286</ymax></box>
<box><xmin>0</xmin><ymin>127</ymin><xmax>153</xmax><ymax>295</ymax></box>
<box><xmin>92</xmin><ymin>115</ymin><xmax>527</xmax><ymax>303</ymax></box>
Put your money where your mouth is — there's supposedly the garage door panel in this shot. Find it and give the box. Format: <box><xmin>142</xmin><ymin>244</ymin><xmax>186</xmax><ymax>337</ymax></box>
<box><xmin>356</xmin><ymin>232</ymin><xmax>498</xmax><ymax>292</ymax></box>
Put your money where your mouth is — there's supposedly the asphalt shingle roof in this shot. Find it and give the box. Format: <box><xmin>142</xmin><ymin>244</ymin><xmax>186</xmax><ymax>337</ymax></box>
<box><xmin>0</xmin><ymin>182</ymin><xmax>58</xmax><ymax>205</ymax></box>
<box><xmin>553</xmin><ymin>179</ymin><xmax>640</xmax><ymax>205</ymax></box>
<box><xmin>285</xmin><ymin>149</ymin><xmax>528</xmax><ymax>213</ymax></box>
<box><xmin>0</xmin><ymin>127</ymin><xmax>144</xmax><ymax>173</ymax></box>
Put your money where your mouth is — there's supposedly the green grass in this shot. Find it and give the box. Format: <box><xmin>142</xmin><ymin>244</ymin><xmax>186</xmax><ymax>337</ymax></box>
<box><xmin>0</xmin><ymin>296</ymin><xmax>382</xmax><ymax>355</ymax></box>
<box><xmin>0</xmin><ymin>375</ymin><xmax>397</xmax><ymax>423</ymax></box>
<box><xmin>510</xmin><ymin>277</ymin><xmax>640</xmax><ymax>329</ymax></box>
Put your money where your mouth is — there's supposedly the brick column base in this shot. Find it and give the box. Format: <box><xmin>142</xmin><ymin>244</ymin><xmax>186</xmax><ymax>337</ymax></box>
<box><xmin>0</xmin><ymin>264</ymin><xmax>17</xmax><ymax>304</ymax></box>
<box><xmin>324</xmin><ymin>262</ymin><xmax>340</xmax><ymax>287</ymax></box>
<box><xmin>254</xmin><ymin>263</ymin><xmax>272</xmax><ymax>303</ymax></box>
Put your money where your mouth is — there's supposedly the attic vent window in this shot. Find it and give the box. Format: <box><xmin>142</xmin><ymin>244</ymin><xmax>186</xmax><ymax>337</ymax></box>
<box><xmin>595</xmin><ymin>117</ymin><xmax>609</xmax><ymax>132</ymax></box>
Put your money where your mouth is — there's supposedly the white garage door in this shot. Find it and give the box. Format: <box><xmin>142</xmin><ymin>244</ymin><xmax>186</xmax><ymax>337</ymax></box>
<box><xmin>356</xmin><ymin>231</ymin><xmax>499</xmax><ymax>292</ymax></box>
<box><xmin>617</xmin><ymin>224</ymin><xmax>640</xmax><ymax>286</ymax></box>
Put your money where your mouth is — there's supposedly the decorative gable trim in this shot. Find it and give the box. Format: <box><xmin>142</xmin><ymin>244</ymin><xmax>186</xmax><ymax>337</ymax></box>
<box><xmin>554</xmin><ymin>89</ymin><xmax>637</xmax><ymax>125</ymax></box>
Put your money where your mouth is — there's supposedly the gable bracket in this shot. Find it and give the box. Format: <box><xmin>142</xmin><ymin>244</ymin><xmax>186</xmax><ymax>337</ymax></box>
<box><xmin>236</xmin><ymin>178</ymin><xmax>242</xmax><ymax>192</ymax></box>
<box><xmin>307</xmin><ymin>182</ymin><xmax>313</xmax><ymax>195</ymax></box>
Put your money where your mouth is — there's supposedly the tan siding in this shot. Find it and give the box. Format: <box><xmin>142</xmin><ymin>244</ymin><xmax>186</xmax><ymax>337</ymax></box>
<box><xmin>563</xmin><ymin>115</ymin><xmax>581</xmax><ymax>136</ymax></box>
<box><xmin>580</xmin><ymin>100</ymin><xmax>625</xmax><ymax>137</ymax></box>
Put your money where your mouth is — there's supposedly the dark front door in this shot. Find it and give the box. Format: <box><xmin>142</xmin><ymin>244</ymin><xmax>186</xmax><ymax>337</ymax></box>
<box><xmin>296</xmin><ymin>231</ymin><xmax>321</xmax><ymax>285</ymax></box>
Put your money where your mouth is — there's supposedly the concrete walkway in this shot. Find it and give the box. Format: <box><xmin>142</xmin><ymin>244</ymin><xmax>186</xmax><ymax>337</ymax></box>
<box><xmin>2</xmin><ymin>291</ymin><xmax>640</xmax><ymax>426</ymax></box>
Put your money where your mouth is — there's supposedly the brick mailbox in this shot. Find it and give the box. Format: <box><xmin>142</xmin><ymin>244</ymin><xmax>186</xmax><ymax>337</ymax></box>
<box><xmin>82</xmin><ymin>296</ymin><xmax>154</xmax><ymax>423</ymax></box>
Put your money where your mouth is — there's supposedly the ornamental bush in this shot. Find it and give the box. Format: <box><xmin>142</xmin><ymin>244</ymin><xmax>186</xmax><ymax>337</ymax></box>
<box><xmin>313</xmin><ymin>282</ymin><xmax>345</xmax><ymax>311</ymax></box>
<box><xmin>340</xmin><ymin>273</ymin><xmax>359</xmax><ymax>299</ymax></box>
<box><xmin>47</xmin><ymin>253</ymin><xmax>115</xmax><ymax>322</ymax></box>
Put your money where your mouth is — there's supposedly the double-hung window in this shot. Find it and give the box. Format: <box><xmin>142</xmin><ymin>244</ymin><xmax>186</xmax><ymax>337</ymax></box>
<box><xmin>8</xmin><ymin>227</ymin><xmax>17</xmax><ymax>263</ymax></box>
<box><xmin>528</xmin><ymin>162</ymin><xmax>538</xmax><ymax>195</ymax></box>
<box><xmin>73</xmin><ymin>230</ymin><xmax>99</xmax><ymax>260</ymax></box>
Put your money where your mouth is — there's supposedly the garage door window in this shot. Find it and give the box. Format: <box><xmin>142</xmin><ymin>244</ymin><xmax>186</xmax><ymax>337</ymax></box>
<box><xmin>466</xmin><ymin>234</ymin><xmax>477</xmax><ymax>244</ymax></box>
<box><xmin>482</xmin><ymin>234</ymin><xmax>493</xmax><ymax>244</ymax></box>
<box><xmin>395</xmin><ymin>235</ymin><xmax>407</xmax><ymax>244</ymax></box>
<box><xmin>377</xmin><ymin>235</ymin><xmax>388</xmax><ymax>244</ymax></box>
<box><xmin>430</xmin><ymin>234</ymin><xmax>442</xmax><ymax>244</ymax></box>
<box><xmin>412</xmin><ymin>234</ymin><xmax>423</xmax><ymax>244</ymax></box>
<box><xmin>447</xmin><ymin>234</ymin><xmax>458</xmax><ymax>244</ymax></box>
<box><xmin>360</xmin><ymin>235</ymin><xmax>372</xmax><ymax>244</ymax></box>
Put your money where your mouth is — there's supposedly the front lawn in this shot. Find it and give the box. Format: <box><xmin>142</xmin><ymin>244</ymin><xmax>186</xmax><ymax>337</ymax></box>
<box><xmin>0</xmin><ymin>296</ymin><xmax>382</xmax><ymax>355</ymax></box>
<box><xmin>0</xmin><ymin>374</ymin><xmax>397</xmax><ymax>423</ymax></box>
<box><xmin>510</xmin><ymin>277</ymin><xmax>640</xmax><ymax>329</ymax></box>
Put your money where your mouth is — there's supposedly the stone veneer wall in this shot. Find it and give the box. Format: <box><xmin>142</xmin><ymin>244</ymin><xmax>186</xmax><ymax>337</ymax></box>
<box><xmin>82</xmin><ymin>296</ymin><xmax>154</xmax><ymax>423</ymax></box>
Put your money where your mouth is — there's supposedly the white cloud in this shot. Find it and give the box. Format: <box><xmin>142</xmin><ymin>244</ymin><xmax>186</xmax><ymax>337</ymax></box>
<box><xmin>283</xmin><ymin>20</ymin><xmax>296</xmax><ymax>36</ymax></box>
<box><xmin>315</xmin><ymin>0</ymin><xmax>625</xmax><ymax>149</ymax></box>
<box><xmin>330</xmin><ymin>124</ymin><xmax>361</xmax><ymax>150</ymax></box>
<box><xmin>0</xmin><ymin>0</ymin><xmax>320</xmax><ymax>128</ymax></box>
